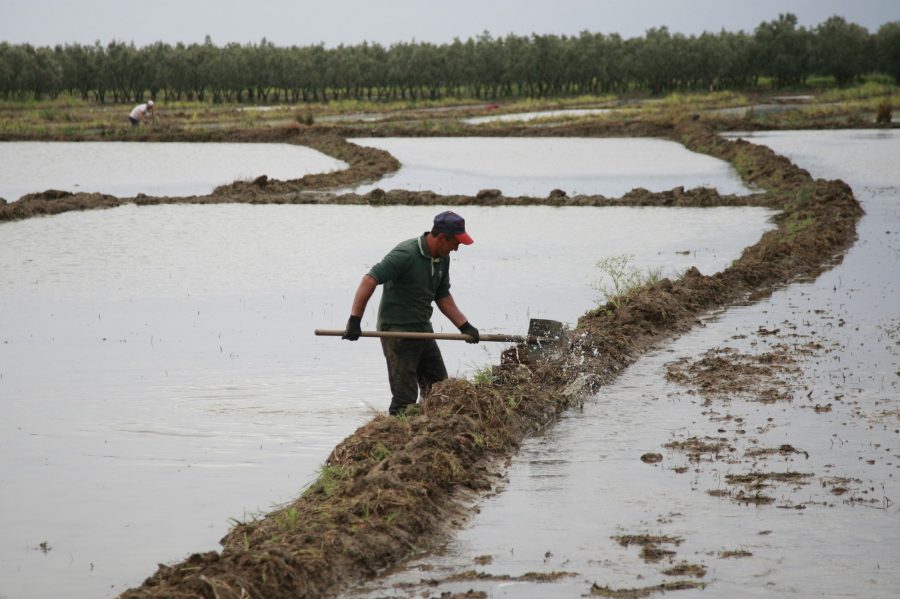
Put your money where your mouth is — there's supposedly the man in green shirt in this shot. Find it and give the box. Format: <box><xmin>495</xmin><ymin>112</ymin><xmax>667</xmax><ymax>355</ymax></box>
<box><xmin>343</xmin><ymin>211</ymin><xmax>480</xmax><ymax>415</ymax></box>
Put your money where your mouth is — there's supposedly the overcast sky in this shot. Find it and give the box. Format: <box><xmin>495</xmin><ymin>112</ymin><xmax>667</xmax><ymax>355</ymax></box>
<box><xmin>1</xmin><ymin>0</ymin><xmax>898</xmax><ymax>48</ymax></box>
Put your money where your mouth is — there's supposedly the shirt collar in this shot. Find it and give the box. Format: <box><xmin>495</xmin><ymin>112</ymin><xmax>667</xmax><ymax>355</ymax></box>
<box><xmin>417</xmin><ymin>232</ymin><xmax>434</xmax><ymax>260</ymax></box>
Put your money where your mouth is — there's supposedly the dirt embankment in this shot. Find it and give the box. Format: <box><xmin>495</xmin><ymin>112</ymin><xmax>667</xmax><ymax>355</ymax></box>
<box><xmin>115</xmin><ymin>121</ymin><xmax>862</xmax><ymax>599</ymax></box>
<box><xmin>0</xmin><ymin>132</ymin><xmax>401</xmax><ymax>221</ymax></box>
<box><xmin>1</xmin><ymin>120</ymin><xmax>778</xmax><ymax>222</ymax></box>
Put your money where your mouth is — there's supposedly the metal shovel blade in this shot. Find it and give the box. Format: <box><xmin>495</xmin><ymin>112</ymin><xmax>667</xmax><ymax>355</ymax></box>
<box><xmin>525</xmin><ymin>318</ymin><xmax>570</xmax><ymax>360</ymax></box>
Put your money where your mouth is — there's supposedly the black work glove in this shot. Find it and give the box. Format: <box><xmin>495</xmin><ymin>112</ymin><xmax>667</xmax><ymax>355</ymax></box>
<box><xmin>458</xmin><ymin>321</ymin><xmax>480</xmax><ymax>344</ymax></box>
<box><xmin>342</xmin><ymin>315</ymin><xmax>362</xmax><ymax>341</ymax></box>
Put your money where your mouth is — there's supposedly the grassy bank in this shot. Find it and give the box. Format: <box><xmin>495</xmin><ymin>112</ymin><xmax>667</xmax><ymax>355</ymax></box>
<box><xmin>0</xmin><ymin>84</ymin><xmax>895</xmax><ymax>144</ymax></box>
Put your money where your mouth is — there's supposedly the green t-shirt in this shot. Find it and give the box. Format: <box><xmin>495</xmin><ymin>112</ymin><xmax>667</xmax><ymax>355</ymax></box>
<box><xmin>368</xmin><ymin>233</ymin><xmax>451</xmax><ymax>332</ymax></box>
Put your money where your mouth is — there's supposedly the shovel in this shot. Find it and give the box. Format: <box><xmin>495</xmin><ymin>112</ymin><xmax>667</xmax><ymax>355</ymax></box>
<box><xmin>315</xmin><ymin>318</ymin><xmax>569</xmax><ymax>356</ymax></box>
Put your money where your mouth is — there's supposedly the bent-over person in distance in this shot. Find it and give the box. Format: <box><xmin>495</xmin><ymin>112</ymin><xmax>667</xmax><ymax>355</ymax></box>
<box><xmin>128</xmin><ymin>100</ymin><xmax>154</xmax><ymax>126</ymax></box>
<box><xmin>342</xmin><ymin>211</ymin><xmax>480</xmax><ymax>415</ymax></box>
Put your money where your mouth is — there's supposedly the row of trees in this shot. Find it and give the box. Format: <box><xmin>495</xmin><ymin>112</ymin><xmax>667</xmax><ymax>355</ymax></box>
<box><xmin>1</xmin><ymin>14</ymin><xmax>898</xmax><ymax>103</ymax></box>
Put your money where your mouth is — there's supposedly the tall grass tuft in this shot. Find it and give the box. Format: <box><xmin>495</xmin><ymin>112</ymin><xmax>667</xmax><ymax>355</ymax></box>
<box><xmin>592</xmin><ymin>253</ymin><xmax>664</xmax><ymax>311</ymax></box>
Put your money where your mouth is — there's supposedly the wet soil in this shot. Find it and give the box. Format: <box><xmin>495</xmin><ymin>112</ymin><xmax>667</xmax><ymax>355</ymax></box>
<box><xmin>659</xmin><ymin>307</ymin><xmax>891</xmax><ymax>513</ymax></box>
<box><xmin>589</xmin><ymin>580</ymin><xmax>706</xmax><ymax>598</ymax></box>
<box><xmin>103</xmin><ymin>117</ymin><xmax>864</xmax><ymax>599</ymax></box>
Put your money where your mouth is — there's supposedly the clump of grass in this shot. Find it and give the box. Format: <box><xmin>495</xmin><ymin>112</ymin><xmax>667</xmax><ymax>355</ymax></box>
<box><xmin>276</xmin><ymin>507</ymin><xmax>301</xmax><ymax>531</ymax></box>
<box><xmin>304</xmin><ymin>464</ymin><xmax>350</xmax><ymax>497</ymax></box>
<box><xmin>370</xmin><ymin>442</ymin><xmax>390</xmax><ymax>462</ymax></box>
<box><xmin>660</xmin><ymin>90</ymin><xmax>746</xmax><ymax>109</ymax></box>
<box><xmin>592</xmin><ymin>254</ymin><xmax>664</xmax><ymax>311</ymax></box>
<box><xmin>818</xmin><ymin>81</ymin><xmax>897</xmax><ymax>103</ymax></box>
<box><xmin>784</xmin><ymin>215</ymin><xmax>815</xmax><ymax>240</ymax></box>
<box><xmin>470</xmin><ymin>363</ymin><xmax>498</xmax><ymax>385</ymax></box>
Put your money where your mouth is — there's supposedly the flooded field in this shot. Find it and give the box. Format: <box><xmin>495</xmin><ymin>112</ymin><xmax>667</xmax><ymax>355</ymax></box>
<box><xmin>0</xmin><ymin>197</ymin><xmax>773</xmax><ymax>598</ymax></box>
<box><xmin>462</xmin><ymin>108</ymin><xmax>613</xmax><ymax>125</ymax></box>
<box><xmin>345</xmin><ymin>131</ymin><xmax>900</xmax><ymax>598</ymax></box>
<box><xmin>348</xmin><ymin>137</ymin><xmax>754</xmax><ymax>197</ymax></box>
<box><xmin>0</xmin><ymin>142</ymin><xmax>347</xmax><ymax>201</ymax></box>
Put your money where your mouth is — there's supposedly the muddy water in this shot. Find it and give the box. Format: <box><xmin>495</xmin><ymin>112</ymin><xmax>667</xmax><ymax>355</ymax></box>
<box><xmin>345</xmin><ymin>131</ymin><xmax>900</xmax><ymax>598</ymax></box>
<box><xmin>0</xmin><ymin>200</ymin><xmax>773</xmax><ymax>598</ymax></box>
<box><xmin>0</xmin><ymin>142</ymin><xmax>347</xmax><ymax>201</ymax></box>
<box><xmin>348</xmin><ymin>137</ymin><xmax>754</xmax><ymax>197</ymax></box>
<box><xmin>462</xmin><ymin>108</ymin><xmax>612</xmax><ymax>125</ymax></box>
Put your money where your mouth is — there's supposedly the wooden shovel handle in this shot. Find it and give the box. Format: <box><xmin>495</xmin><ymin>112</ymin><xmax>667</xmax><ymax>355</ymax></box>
<box><xmin>314</xmin><ymin>329</ymin><xmax>535</xmax><ymax>343</ymax></box>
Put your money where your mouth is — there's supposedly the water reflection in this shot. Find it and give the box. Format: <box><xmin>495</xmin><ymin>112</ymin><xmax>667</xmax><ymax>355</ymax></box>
<box><xmin>0</xmin><ymin>142</ymin><xmax>347</xmax><ymax>201</ymax></box>
<box><xmin>0</xmin><ymin>202</ymin><xmax>773</xmax><ymax>598</ymax></box>
<box><xmin>349</xmin><ymin>137</ymin><xmax>754</xmax><ymax>197</ymax></box>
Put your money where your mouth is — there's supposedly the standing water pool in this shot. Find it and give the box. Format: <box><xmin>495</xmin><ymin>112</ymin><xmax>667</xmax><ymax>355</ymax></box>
<box><xmin>347</xmin><ymin>137</ymin><xmax>756</xmax><ymax>197</ymax></box>
<box><xmin>0</xmin><ymin>142</ymin><xmax>348</xmax><ymax>201</ymax></box>
<box><xmin>0</xmin><ymin>199</ymin><xmax>775</xmax><ymax>598</ymax></box>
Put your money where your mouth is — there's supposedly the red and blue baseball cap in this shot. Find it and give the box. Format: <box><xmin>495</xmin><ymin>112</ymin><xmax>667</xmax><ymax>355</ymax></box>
<box><xmin>433</xmin><ymin>210</ymin><xmax>473</xmax><ymax>245</ymax></box>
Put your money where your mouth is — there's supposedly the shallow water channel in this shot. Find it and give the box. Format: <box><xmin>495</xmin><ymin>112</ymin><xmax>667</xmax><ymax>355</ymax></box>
<box><xmin>461</xmin><ymin>108</ymin><xmax>612</xmax><ymax>125</ymax></box>
<box><xmin>0</xmin><ymin>136</ymin><xmax>773</xmax><ymax>599</ymax></box>
<box><xmin>0</xmin><ymin>142</ymin><xmax>347</xmax><ymax>201</ymax></box>
<box><xmin>348</xmin><ymin>137</ymin><xmax>754</xmax><ymax>197</ymax></box>
<box><xmin>346</xmin><ymin>131</ymin><xmax>900</xmax><ymax>598</ymax></box>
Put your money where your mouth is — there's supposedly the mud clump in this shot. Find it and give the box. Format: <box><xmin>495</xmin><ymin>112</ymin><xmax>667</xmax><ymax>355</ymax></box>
<box><xmin>719</xmin><ymin>549</ymin><xmax>752</xmax><ymax>558</ymax></box>
<box><xmin>744</xmin><ymin>444</ymin><xmax>809</xmax><ymax>459</ymax></box>
<box><xmin>0</xmin><ymin>191</ymin><xmax>122</xmax><ymax>222</ymax></box>
<box><xmin>663</xmin><ymin>436</ymin><xmax>734</xmax><ymax>461</ymax></box>
<box><xmin>665</xmin><ymin>346</ymin><xmax>800</xmax><ymax>404</ymax></box>
<box><xmin>590</xmin><ymin>580</ymin><xmax>705</xmax><ymax>597</ymax></box>
<box><xmin>724</xmin><ymin>471</ymin><xmax>814</xmax><ymax>489</ymax></box>
<box><xmin>705</xmin><ymin>471</ymin><xmax>813</xmax><ymax>506</ymax></box>
<box><xmin>662</xmin><ymin>562</ymin><xmax>706</xmax><ymax>578</ymax></box>
<box><xmin>20</xmin><ymin>189</ymin><xmax>75</xmax><ymax>200</ymax></box>
<box><xmin>445</xmin><ymin>570</ymin><xmax>578</xmax><ymax>583</ymax></box>
<box><xmin>613</xmin><ymin>534</ymin><xmax>683</xmax><ymax>564</ymax></box>
<box><xmin>706</xmin><ymin>488</ymin><xmax>776</xmax><ymax>506</ymax></box>
<box><xmin>475</xmin><ymin>188</ymin><xmax>502</xmax><ymax>200</ymax></box>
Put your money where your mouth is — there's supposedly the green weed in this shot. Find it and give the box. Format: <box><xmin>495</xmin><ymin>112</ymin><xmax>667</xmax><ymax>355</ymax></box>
<box><xmin>370</xmin><ymin>442</ymin><xmax>391</xmax><ymax>462</ymax></box>
<box><xmin>784</xmin><ymin>216</ymin><xmax>814</xmax><ymax>239</ymax></box>
<box><xmin>592</xmin><ymin>253</ymin><xmax>656</xmax><ymax>310</ymax></box>
<box><xmin>277</xmin><ymin>507</ymin><xmax>301</xmax><ymax>530</ymax></box>
<box><xmin>305</xmin><ymin>464</ymin><xmax>351</xmax><ymax>497</ymax></box>
<box><xmin>394</xmin><ymin>403</ymin><xmax>421</xmax><ymax>421</ymax></box>
<box><xmin>470</xmin><ymin>364</ymin><xmax>497</xmax><ymax>385</ymax></box>
<box><xmin>818</xmin><ymin>81</ymin><xmax>897</xmax><ymax>103</ymax></box>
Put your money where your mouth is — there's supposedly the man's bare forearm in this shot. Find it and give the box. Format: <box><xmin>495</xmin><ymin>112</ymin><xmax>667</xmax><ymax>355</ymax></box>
<box><xmin>435</xmin><ymin>294</ymin><xmax>468</xmax><ymax>328</ymax></box>
<box><xmin>350</xmin><ymin>274</ymin><xmax>378</xmax><ymax>317</ymax></box>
